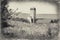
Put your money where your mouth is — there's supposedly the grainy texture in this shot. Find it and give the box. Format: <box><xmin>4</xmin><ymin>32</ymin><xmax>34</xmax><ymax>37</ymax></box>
<box><xmin>0</xmin><ymin>0</ymin><xmax>60</xmax><ymax>40</ymax></box>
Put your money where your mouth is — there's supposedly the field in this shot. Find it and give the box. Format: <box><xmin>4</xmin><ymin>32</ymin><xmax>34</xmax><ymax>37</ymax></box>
<box><xmin>1</xmin><ymin>19</ymin><xmax>59</xmax><ymax>40</ymax></box>
<box><xmin>0</xmin><ymin>13</ymin><xmax>60</xmax><ymax>40</ymax></box>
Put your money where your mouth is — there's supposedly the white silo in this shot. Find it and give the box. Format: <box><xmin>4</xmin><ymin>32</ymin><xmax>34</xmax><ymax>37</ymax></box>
<box><xmin>30</xmin><ymin>8</ymin><xmax>36</xmax><ymax>23</ymax></box>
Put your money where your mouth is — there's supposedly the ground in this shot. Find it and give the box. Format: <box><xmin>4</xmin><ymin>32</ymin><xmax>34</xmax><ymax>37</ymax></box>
<box><xmin>0</xmin><ymin>19</ymin><xmax>60</xmax><ymax>40</ymax></box>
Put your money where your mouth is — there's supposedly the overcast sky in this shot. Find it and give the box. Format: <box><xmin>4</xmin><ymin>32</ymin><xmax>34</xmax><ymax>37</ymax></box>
<box><xmin>7</xmin><ymin>1</ymin><xmax>57</xmax><ymax>14</ymax></box>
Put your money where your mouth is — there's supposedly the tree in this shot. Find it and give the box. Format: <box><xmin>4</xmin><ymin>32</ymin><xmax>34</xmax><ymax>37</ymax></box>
<box><xmin>1</xmin><ymin>0</ymin><xmax>9</xmax><ymax>28</ymax></box>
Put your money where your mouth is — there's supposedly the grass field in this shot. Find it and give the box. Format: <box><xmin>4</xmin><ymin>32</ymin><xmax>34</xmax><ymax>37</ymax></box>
<box><xmin>0</xmin><ymin>13</ymin><xmax>59</xmax><ymax>40</ymax></box>
<box><xmin>1</xmin><ymin>18</ymin><xmax>59</xmax><ymax>40</ymax></box>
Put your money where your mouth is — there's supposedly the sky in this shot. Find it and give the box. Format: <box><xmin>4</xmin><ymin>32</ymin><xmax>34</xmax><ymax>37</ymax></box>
<box><xmin>7</xmin><ymin>1</ymin><xmax>57</xmax><ymax>14</ymax></box>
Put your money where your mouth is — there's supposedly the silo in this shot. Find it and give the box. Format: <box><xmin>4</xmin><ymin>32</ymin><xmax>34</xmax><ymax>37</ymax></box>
<box><xmin>30</xmin><ymin>8</ymin><xmax>36</xmax><ymax>23</ymax></box>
